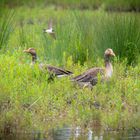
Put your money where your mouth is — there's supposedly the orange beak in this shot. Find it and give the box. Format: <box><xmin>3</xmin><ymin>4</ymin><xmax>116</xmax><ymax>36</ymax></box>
<box><xmin>111</xmin><ymin>52</ymin><xmax>115</xmax><ymax>57</ymax></box>
<box><xmin>23</xmin><ymin>49</ymin><xmax>29</xmax><ymax>53</ymax></box>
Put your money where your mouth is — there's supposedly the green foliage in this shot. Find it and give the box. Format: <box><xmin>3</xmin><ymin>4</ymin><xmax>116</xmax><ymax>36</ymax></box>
<box><xmin>6</xmin><ymin>8</ymin><xmax>140</xmax><ymax>65</ymax></box>
<box><xmin>0</xmin><ymin>10</ymin><xmax>15</xmax><ymax>50</ymax></box>
<box><xmin>0</xmin><ymin>54</ymin><xmax>140</xmax><ymax>132</ymax></box>
<box><xmin>0</xmin><ymin>6</ymin><xmax>140</xmax><ymax>132</ymax></box>
<box><xmin>1</xmin><ymin>0</ymin><xmax>140</xmax><ymax>11</ymax></box>
<box><xmin>92</xmin><ymin>12</ymin><xmax>140</xmax><ymax>65</ymax></box>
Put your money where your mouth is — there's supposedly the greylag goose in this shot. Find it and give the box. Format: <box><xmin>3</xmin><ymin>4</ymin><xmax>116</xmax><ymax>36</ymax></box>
<box><xmin>72</xmin><ymin>48</ymin><xmax>115</xmax><ymax>87</ymax></box>
<box><xmin>43</xmin><ymin>19</ymin><xmax>56</xmax><ymax>39</ymax></box>
<box><xmin>23</xmin><ymin>48</ymin><xmax>73</xmax><ymax>77</ymax></box>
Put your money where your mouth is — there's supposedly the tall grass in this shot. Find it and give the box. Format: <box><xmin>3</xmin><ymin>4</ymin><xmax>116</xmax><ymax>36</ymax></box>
<box><xmin>92</xmin><ymin>13</ymin><xmax>140</xmax><ymax>65</ymax></box>
<box><xmin>0</xmin><ymin>10</ymin><xmax>15</xmax><ymax>50</ymax></box>
<box><xmin>9</xmin><ymin>8</ymin><xmax>140</xmax><ymax>65</ymax></box>
<box><xmin>1</xmin><ymin>0</ymin><xmax>140</xmax><ymax>11</ymax></box>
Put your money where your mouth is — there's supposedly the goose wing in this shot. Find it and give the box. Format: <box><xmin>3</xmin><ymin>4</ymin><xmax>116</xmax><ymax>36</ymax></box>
<box><xmin>48</xmin><ymin>19</ymin><xmax>53</xmax><ymax>29</ymax></box>
<box><xmin>40</xmin><ymin>64</ymin><xmax>73</xmax><ymax>77</ymax></box>
<box><xmin>47</xmin><ymin>65</ymin><xmax>73</xmax><ymax>77</ymax></box>
<box><xmin>72</xmin><ymin>68</ymin><xmax>105</xmax><ymax>85</ymax></box>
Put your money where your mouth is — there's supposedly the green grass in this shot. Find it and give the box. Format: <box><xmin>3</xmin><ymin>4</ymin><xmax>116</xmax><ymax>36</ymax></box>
<box><xmin>7</xmin><ymin>8</ymin><xmax>140</xmax><ymax>64</ymax></box>
<box><xmin>0</xmin><ymin>9</ymin><xmax>15</xmax><ymax>49</ymax></box>
<box><xmin>1</xmin><ymin>0</ymin><xmax>140</xmax><ymax>11</ymax></box>
<box><xmin>0</xmin><ymin>7</ymin><xmax>140</xmax><ymax>133</ymax></box>
<box><xmin>0</xmin><ymin>54</ymin><xmax>140</xmax><ymax>132</ymax></box>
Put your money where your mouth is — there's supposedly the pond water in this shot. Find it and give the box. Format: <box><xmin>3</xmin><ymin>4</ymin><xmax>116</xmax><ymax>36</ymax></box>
<box><xmin>1</xmin><ymin>126</ymin><xmax>140</xmax><ymax>140</ymax></box>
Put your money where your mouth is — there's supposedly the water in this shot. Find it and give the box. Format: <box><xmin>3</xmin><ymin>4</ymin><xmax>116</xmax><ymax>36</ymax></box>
<box><xmin>0</xmin><ymin>126</ymin><xmax>140</xmax><ymax>140</ymax></box>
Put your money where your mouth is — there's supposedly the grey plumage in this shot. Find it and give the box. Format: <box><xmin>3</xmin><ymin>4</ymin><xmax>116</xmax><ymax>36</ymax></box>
<box><xmin>23</xmin><ymin>48</ymin><xmax>73</xmax><ymax>77</ymax></box>
<box><xmin>72</xmin><ymin>48</ymin><xmax>115</xmax><ymax>87</ymax></box>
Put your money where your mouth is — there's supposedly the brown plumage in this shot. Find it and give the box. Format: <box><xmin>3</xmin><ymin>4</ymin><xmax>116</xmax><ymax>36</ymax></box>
<box><xmin>72</xmin><ymin>48</ymin><xmax>115</xmax><ymax>86</ymax></box>
<box><xmin>23</xmin><ymin>48</ymin><xmax>73</xmax><ymax>78</ymax></box>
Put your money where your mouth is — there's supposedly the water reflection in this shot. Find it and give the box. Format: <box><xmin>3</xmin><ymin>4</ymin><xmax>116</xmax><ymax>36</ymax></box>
<box><xmin>32</xmin><ymin>130</ymin><xmax>47</xmax><ymax>140</ymax></box>
<box><xmin>75</xmin><ymin>126</ymin><xmax>81</xmax><ymax>138</ymax></box>
<box><xmin>0</xmin><ymin>126</ymin><xmax>140</xmax><ymax>140</ymax></box>
<box><xmin>52</xmin><ymin>125</ymin><xmax>72</xmax><ymax>140</ymax></box>
<box><xmin>87</xmin><ymin>129</ymin><xmax>93</xmax><ymax>140</ymax></box>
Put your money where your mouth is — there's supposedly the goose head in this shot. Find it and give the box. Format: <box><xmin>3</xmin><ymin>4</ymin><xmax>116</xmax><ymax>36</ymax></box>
<box><xmin>23</xmin><ymin>48</ymin><xmax>37</xmax><ymax>63</ymax></box>
<box><xmin>23</xmin><ymin>48</ymin><xmax>36</xmax><ymax>55</ymax></box>
<box><xmin>104</xmin><ymin>48</ymin><xmax>115</xmax><ymax>58</ymax></box>
<box><xmin>104</xmin><ymin>48</ymin><xmax>115</xmax><ymax>78</ymax></box>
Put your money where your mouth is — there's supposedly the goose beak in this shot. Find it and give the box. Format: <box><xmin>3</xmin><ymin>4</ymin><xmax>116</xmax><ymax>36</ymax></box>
<box><xmin>23</xmin><ymin>49</ymin><xmax>29</xmax><ymax>53</ymax></box>
<box><xmin>111</xmin><ymin>52</ymin><xmax>115</xmax><ymax>57</ymax></box>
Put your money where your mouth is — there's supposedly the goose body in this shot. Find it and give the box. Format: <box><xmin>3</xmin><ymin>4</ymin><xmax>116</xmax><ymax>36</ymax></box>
<box><xmin>45</xmin><ymin>28</ymin><xmax>53</xmax><ymax>33</ymax></box>
<box><xmin>23</xmin><ymin>48</ymin><xmax>73</xmax><ymax>77</ymax></box>
<box><xmin>72</xmin><ymin>48</ymin><xmax>115</xmax><ymax>86</ymax></box>
<box><xmin>39</xmin><ymin>63</ymin><xmax>73</xmax><ymax>77</ymax></box>
<box><xmin>72</xmin><ymin>67</ymin><xmax>104</xmax><ymax>86</ymax></box>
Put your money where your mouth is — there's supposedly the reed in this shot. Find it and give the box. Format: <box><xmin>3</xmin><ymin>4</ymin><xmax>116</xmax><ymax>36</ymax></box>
<box><xmin>0</xmin><ymin>9</ymin><xmax>15</xmax><ymax>50</ymax></box>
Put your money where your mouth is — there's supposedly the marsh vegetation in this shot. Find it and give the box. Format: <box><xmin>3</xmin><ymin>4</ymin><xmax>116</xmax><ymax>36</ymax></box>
<box><xmin>0</xmin><ymin>0</ymin><xmax>140</xmax><ymax>135</ymax></box>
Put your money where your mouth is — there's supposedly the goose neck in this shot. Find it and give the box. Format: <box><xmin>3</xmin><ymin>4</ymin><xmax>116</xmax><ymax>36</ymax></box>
<box><xmin>32</xmin><ymin>54</ymin><xmax>37</xmax><ymax>64</ymax></box>
<box><xmin>104</xmin><ymin>56</ymin><xmax>113</xmax><ymax>78</ymax></box>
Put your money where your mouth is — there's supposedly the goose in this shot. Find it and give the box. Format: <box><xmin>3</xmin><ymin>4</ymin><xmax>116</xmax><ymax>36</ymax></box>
<box><xmin>23</xmin><ymin>48</ymin><xmax>73</xmax><ymax>78</ymax></box>
<box><xmin>72</xmin><ymin>48</ymin><xmax>115</xmax><ymax>87</ymax></box>
<box><xmin>43</xmin><ymin>19</ymin><xmax>56</xmax><ymax>39</ymax></box>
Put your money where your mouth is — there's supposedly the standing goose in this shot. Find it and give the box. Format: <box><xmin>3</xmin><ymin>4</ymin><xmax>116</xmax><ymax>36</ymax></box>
<box><xmin>72</xmin><ymin>48</ymin><xmax>115</xmax><ymax>86</ymax></box>
<box><xmin>43</xmin><ymin>19</ymin><xmax>56</xmax><ymax>39</ymax></box>
<box><xmin>23</xmin><ymin>48</ymin><xmax>73</xmax><ymax>78</ymax></box>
